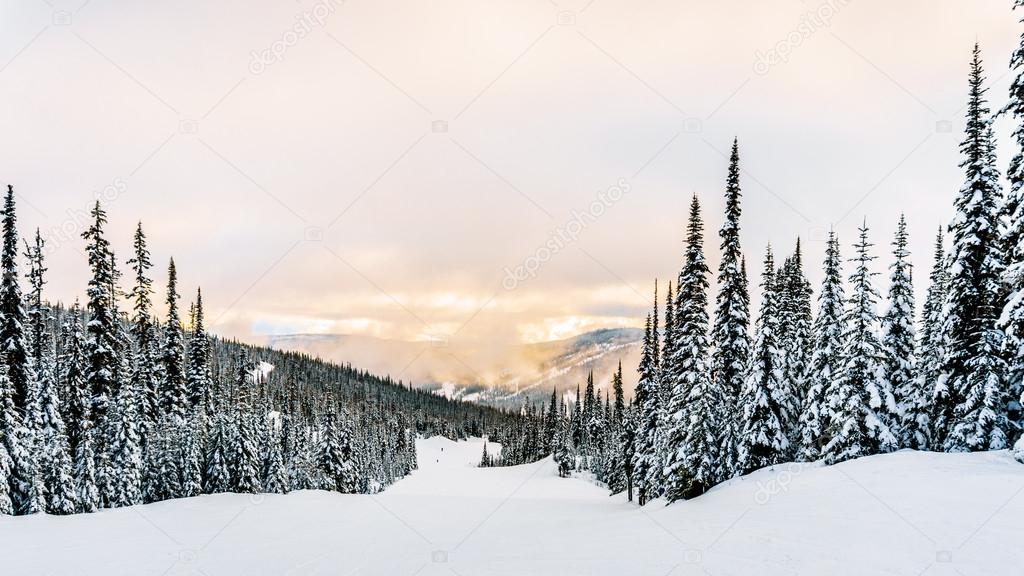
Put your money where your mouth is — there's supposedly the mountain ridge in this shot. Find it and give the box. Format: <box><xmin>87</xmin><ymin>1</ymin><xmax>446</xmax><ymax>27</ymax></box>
<box><xmin>262</xmin><ymin>327</ymin><xmax>644</xmax><ymax>408</ymax></box>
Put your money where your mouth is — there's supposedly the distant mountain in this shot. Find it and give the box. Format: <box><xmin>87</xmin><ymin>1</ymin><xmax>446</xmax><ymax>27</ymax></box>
<box><xmin>262</xmin><ymin>328</ymin><xmax>643</xmax><ymax>408</ymax></box>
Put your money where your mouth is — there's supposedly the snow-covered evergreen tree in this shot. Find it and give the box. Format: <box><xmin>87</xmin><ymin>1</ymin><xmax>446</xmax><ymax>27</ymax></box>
<box><xmin>938</xmin><ymin>45</ymin><xmax>1009</xmax><ymax>452</ymax></box>
<box><xmin>58</xmin><ymin>305</ymin><xmax>89</xmax><ymax>457</ymax></box>
<box><xmin>544</xmin><ymin>388</ymin><xmax>558</xmax><ymax>451</ymax></box>
<box><xmin>231</xmin><ymin>355</ymin><xmax>261</xmax><ymax>494</ymax></box>
<box><xmin>319</xmin><ymin>411</ymin><xmax>357</xmax><ymax>493</ymax></box>
<box><xmin>911</xmin><ymin>228</ymin><xmax>948</xmax><ymax>450</ymax></box>
<box><xmin>106</xmin><ymin>374</ymin><xmax>143</xmax><ymax>507</ymax></box>
<box><xmin>36</xmin><ymin>338</ymin><xmax>76</xmax><ymax>515</ymax></box>
<box><xmin>159</xmin><ymin>259</ymin><xmax>188</xmax><ymax>422</ymax></box>
<box><xmin>737</xmin><ymin>246</ymin><xmax>789</xmax><ymax>474</ymax></box>
<box><xmin>882</xmin><ymin>216</ymin><xmax>919</xmax><ymax>449</ymax></box>
<box><xmin>618</xmin><ymin>403</ymin><xmax>637</xmax><ymax>501</ymax></box>
<box><xmin>143</xmin><ymin>416</ymin><xmax>181</xmax><ymax>503</ymax></box>
<box><xmin>187</xmin><ymin>288</ymin><xmax>212</xmax><ymax>412</ymax></box>
<box><xmin>778</xmin><ymin>241</ymin><xmax>814</xmax><ymax>451</ymax></box>
<box><xmin>0</xmin><ymin>440</ymin><xmax>12</xmax><ymax>515</ymax></box>
<box><xmin>74</xmin><ymin>420</ymin><xmax>100</xmax><ymax>513</ymax></box>
<box><xmin>1</xmin><ymin>186</ymin><xmax>34</xmax><ymax>415</ymax></box>
<box><xmin>798</xmin><ymin>232</ymin><xmax>845</xmax><ymax>461</ymax></box>
<box><xmin>711</xmin><ymin>139</ymin><xmax>751</xmax><ymax>480</ymax></box>
<box><xmin>179</xmin><ymin>414</ymin><xmax>204</xmax><ymax>498</ymax></box>
<box><xmin>824</xmin><ymin>222</ymin><xmax>896</xmax><ymax>464</ymax></box>
<box><xmin>664</xmin><ymin>196</ymin><xmax>716</xmax><ymax>500</ymax></box>
<box><xmin>0</xmin><ymin>188</ymin><xmax>41</xmax><ymax>515</ymax></box>
<box><xmin>633</xmin><ymin>304</ymin><xmax>661</xmax><ymax>505</ymax></box>
<box><xmin>1002</xmin><ymin>1</ymin><xmax>1024</xmax><ymax>453</ymax></box>
<box><xmin>263</xmin><ymin>414</ymin><xmax>289</xmax><ymax>494</ymax></box>
<box><xmin>127</xmin><ymin>223</ymin><xmax>159</xmax><ymax>432</ymax></box>
<box><xmin>82</xmin><ymin>202</ymin><xmax>119</xmax><ymax>426</ymax></box>
<box><xmin>612</xmin><ymin>361</ymin><xmax>625</xmax><ymax>423</ymax></box>
<box><xmin>24</xmin><ymin>229</ymin><xmax>48</xmax><ymax>369</ymax></box>
<box><xmin>204</xmin><ymin>411</ymin><xmax>233</xmax><ymax>494</ymax></box>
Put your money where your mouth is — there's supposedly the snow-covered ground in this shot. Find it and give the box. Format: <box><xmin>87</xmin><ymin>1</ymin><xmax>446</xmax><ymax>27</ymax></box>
<box><xmin>4</xmin><ymin>437</ymin><xmax>1023</xmax><ymax>576</ymax></box>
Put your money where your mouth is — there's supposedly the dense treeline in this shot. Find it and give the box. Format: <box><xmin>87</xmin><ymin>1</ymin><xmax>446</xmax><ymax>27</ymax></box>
<box><xmin>0</xmin><ymin>196</ymin><xmax>519</xmax><ymax>516</ymax></box>
<box><xmin>487</xmin><ymin>30</ymin><xmax>1024</xmax><ymax>506</ymax></box>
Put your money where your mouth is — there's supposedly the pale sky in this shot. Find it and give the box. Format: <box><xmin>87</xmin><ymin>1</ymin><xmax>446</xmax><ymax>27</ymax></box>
<box><xmin>1</xmin><ymin>0</ymin><xmax>1020</xmax><ymax>358</ymax></box>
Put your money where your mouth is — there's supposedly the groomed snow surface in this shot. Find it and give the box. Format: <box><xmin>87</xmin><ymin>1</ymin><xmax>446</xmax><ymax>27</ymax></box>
<box><xmin>5</xmin><ymin>437</ymin><xmax>1023</xmax><ymax>576</ymax></box>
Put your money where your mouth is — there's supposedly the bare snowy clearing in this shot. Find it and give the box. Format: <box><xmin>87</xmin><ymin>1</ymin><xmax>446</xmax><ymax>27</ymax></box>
<box><xmin>4</xmin><ymin>437</ymin><xmax>1023</xmax><ymax>576</ymax></box>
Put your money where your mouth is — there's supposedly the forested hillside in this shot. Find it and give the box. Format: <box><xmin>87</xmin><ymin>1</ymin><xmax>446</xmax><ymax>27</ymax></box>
<box><xmin>483</xmin><ymin>38</ymin><xmax>1024</xmax><ymax>507</ymax></box>
<box><xmin>0</xmin><ymin>193</ymin><xmax>519</xmax><ymax>516</ymax></box>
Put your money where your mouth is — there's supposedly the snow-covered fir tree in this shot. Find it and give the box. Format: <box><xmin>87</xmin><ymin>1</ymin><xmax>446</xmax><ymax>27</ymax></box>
<box><xmin>604</xmin><ymin>362</ymin><xmax>627</xmax><ymax>493</ymax></box>
<box><xmin>82</xmin><ymin>202</ymin><xmax>119</xmax><ymax>427</ymax></box>
<box><xmin>912</xmin><ymin>228</ymin><xmax>948</xmax><ymax>450</ymax></box>
<box><xmin>882</xmin><ymin>216</ymin><xmax>919</xmax><ymax>450</ymax></box>
<box><xmin>159</xmin><ymin>259</ymin><xmax>188</xmax><ymax>422</ymax></box>
<box><xmin>544</xmin><ymin>388</ymin><xmax>558</xmax><ymax>451</ymax></box>
<box><xmin>319</xmin><ymin>411</ymin><xmax>358</xmax><ymax>493</ymax></box>
<box><xmin>824</xmin><ymin>222</ymin><xmax>897</xmax><ymax>464</ymax></box>
<box><xmin>633</xmin><ymin>302</ymin><xmax>661</xmax><ymax>505</ymax></box>
<box><xmin>127</xmin><ymin>223</ymin><xmax>160</xmax><ymax>432</ymax></box>
<box><xmin>106</xmin><ymin>369</ymin><xmax>142</xmax><ymax>507</ymax></box>
<box><xmin>204</xmin><ymin>410</ymin><xmax>233</xmax><ymax>494</ymax></box>
<box><xmin>24</xmin><ymin>230</ymin><xmax>75</xmax><ymax>515</ymax></box>
<box><xmin>0</xmin><ymin>188</ymin><xmax>41</xmax><ymax>516</ymax></box>
<box><xmin>937</xmin><ymin>45</ymin><xmax>1009</xmax><ymax>452</ymax></box>
<box><xmin>36</xmin><ymin>328</ymin><xmax>76</xmax><ymax>516</ymax></box>
<box><xmin>737</xmin><ymin>246</ymin><xmax>789</xmax><ymax>474</ymax></box>
<box><xmin>1002</xmin><ymin>1</ymin><xmax>1024</xmax><ymax>455</ymax></box>
<box><xmin>1</xmin><ymin>186</ymin><xmax>34</xmax><ymax>415</ymax></box>
<box><xmin>143</xmin><ymin>416</ymin><xmax>182</xmax><ymax>503</ymax></box>
<box><xmin>231</xmin><ymin>355</ymin><xmax>262</xmax><ymax>494</ymax></box>
<box><xmin>711</xmin><ymin>139</ymin><xmax>751</xmax><ymax>480</ymax></box>
<box><xmin>74</xmin><ymin>420</ymin><xmax>100</xmax><ymax>513</ymax></box>
<box><xmin>664</xmin><ymin>195</ymin><xmax>717</xmax><ymax>501</ymax></box>
<box><xmin>798</xmin><ymin>231</ymin><xmax>845</xmax><ymax>461</ymax></box>
<box><xmin>187</xmin><ymin>288</ymin><xmax>212</xmax><ymax>412</ymax></box>
<box><xmin>179</xmin><ymin>414</ymin><xmax>204</xmax><ymax>497</ymax></box>
<box><xmin>58</xmin><ymin>305</ymin><xmax>89</xmax><ymax>457</ymax></box>
<box><xmin>777</xmin><ymin>241</ymin><xmax>814</xmax><ymax>452</ymax></box>
<box><xmin>262</xmin><ymin>414</ymin><xmax>289</xmax><ymax>494</ymax></box>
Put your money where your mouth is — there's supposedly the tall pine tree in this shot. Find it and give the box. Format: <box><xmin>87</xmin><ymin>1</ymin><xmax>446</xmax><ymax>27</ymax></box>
<box><xmin>1002</xmin><ymin>0</ymin><xmax>1024</xmax><ymax>451</ymax></box>
<box><xmin>737</xmin><ymin>246</ymin><xmax>789</xmax><ymax>473</ymax></box>
<box><xmin>799</xmin><ymin>231</ymin><xmax>845</xmax><ymax>461</ymax></box>
<box><xmin>633</xmin><ymin>288</ymin><xmax>662</xmax><ymax>505</ymax></box>
<box><xmin>187</xmin><ymin>288</ymin><xmax>212</xmax><ymax>412</ymax></box>
<box><xmin>778</xmin><ymin>241</ymin><xmax>813</xmax><ymax>452</ymax></box>
<box><xmin>159</xmin><ymin>259</ymin><xmax>188</xmax><ymax>421</ymax></box>
<box><xmin>0</xmin><ymin>186</ymin><xmax>33</xmax><ymax>413</ymax></box>
<box><xmin>127</xmin><ymin>223</ymin><xmax>160</xmax><ymax>430</ymax></box>
<box><xmin>664</xmin><ymin>196</ymin><xmax>716</xmax><ymax>500</ymax></box>
<box><xmin>882</xmin><ymin>216</ymin><xmax>918</xmax><ymax>450</ymax></box>
<box><xmin>913</xmin><ymin>228</ymin><xmax>948</xmax><ymax>450</ymax></box>
<box><xmin>824</xmin><ymin>222</ymin><xmax>896</xmax><ymax>464</ymax></box>
<box><xmin>711</xmin><ymin>139</ymin><xmax>751</xmax><ymax>480</ymax></box>
<box><xmin>937</xmin><ymin>45</ymin><xmax>1009</xmax><ymax>452</ymax></box>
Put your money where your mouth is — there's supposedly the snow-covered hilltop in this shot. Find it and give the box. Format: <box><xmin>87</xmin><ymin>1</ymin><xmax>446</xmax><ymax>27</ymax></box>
<box><xmin>5</xmin><ymin>437</ymin><xmax>1022</xmax><ymax>576</ymax></box>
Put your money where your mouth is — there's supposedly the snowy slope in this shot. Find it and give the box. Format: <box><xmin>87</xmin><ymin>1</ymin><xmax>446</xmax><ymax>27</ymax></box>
<box><xmin>4</xmin><ymin>439</ymin><xmax>1023</xmax><ymax>576</ymax></box>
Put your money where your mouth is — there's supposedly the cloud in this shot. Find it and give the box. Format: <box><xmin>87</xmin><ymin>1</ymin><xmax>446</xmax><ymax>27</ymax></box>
<box><xmin>4</xmin><ymin>0</ymin><xmax>1017</xmax><ymax>378</ymax></box>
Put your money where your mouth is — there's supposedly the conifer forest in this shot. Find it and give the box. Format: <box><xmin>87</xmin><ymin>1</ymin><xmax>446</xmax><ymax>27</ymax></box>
<box><xmin>5</xmin><ymin>1</ymin><xmax>1024</xmax><ymax>575</ymax></box>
